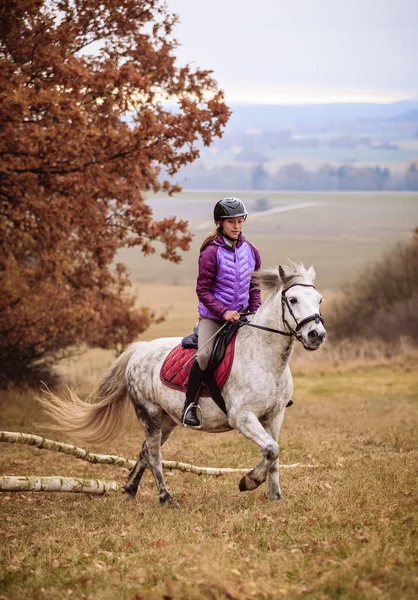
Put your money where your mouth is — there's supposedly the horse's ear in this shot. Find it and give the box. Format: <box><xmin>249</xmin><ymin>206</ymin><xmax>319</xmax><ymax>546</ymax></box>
<box><xmin>278</xmin><ymin>264</ymin><xmax>293</xmax><ymax>284</ymax></box>
<box><xmin>307</xmin><ymin>265</ymin><xmax>316</xmax><ymax>281</ymax></box>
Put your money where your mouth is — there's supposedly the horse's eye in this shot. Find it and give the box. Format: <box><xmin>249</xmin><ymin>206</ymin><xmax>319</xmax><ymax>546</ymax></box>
<box><xmin>289</xmin><ymin>297</ymin><xmax>297</xmax><ymax>305</ymax></box>
<box><xmin>319</xmin><ymin>298</ymin><xmax>323</xmax><ymax>304</ymax></box>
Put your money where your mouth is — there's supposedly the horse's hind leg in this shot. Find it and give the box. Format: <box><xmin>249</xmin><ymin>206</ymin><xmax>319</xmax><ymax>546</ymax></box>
<box><xmin>147</xmin><ymin>414</ymin><xmax>178</xmax><ymax>506</ymax></box>
<box><xmin>124</xmin><ymin>410</ymin><xmax>177</xmax><ymax>504</ymax></box>
<box><xmin>124</xmin><ymin>439</ymin><xmax>149</xmax><ymax>498</ymax></box>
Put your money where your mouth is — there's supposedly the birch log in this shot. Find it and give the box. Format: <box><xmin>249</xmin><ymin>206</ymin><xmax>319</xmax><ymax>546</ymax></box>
<box><xmin>0</xmin><ymin>476</ymin><xmax>119</xmax><ymax>494</ymax></box>
<box><xmin>0</xmin><ymin>430</ymin><xmax>320</xmax><ymax>476</ymax></box>
<box><xmin>0</xmin><ymin>431</ymin><xmax>136</xmax><ymax>469</ymax></box>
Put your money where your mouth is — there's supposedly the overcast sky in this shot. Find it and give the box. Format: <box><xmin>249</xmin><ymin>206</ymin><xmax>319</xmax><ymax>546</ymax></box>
<box><xmin>167</xmin><ymin>0</ymin><xmax>418</xmax><ymax>104</ymax></box>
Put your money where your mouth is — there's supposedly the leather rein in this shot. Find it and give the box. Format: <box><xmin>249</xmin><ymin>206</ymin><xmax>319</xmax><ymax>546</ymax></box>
<box><xmin>239</xmin><ymin>283</ymin><xmax>324</xmax><ymax>341</ymax></box>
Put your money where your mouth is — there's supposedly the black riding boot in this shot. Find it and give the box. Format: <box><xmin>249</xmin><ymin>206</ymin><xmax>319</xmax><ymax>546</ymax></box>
<box><xmin>182</xmin><ymin>361</ymin><xmax>205</xmax><ymax>427</ymax></box>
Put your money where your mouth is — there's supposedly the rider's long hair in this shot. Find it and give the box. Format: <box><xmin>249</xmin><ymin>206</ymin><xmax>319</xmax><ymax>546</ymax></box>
<box><xmin>200</xmin><ymin>227</ymin><xmax>221</xmax><ymax>252</ymax></box>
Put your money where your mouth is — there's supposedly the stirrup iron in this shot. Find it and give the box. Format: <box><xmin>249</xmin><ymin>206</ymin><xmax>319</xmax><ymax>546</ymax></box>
<box><xmin>182</xmin><ymin>403</ymin><xmax>203</xmax><ymax>429</ymax></box>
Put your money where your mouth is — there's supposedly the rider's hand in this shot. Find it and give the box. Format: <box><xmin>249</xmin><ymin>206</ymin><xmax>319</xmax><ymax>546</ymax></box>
<box><xmin>223</xmin><ymin>310</ymin><xmax>241</xmax><ymax>322</ymax></box>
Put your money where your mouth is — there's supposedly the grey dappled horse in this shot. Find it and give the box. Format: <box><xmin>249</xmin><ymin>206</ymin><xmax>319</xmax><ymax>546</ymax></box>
<box><xmin>41</xmin><ymin>263</ymin><xmax>326</xmax><ymax>504</ymax></box>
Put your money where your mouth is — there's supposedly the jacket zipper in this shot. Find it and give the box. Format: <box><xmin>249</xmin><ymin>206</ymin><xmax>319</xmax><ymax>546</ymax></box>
<box><xmin>233</xmin><ymin>246</ymin><xmax>238</xmax><ymax>307</ymax></box>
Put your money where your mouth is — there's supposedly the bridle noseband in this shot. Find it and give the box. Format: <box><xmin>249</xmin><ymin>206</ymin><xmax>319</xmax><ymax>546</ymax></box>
<box><xmin>240</xmin><ymin>283</ymin><xmax>324</xmax><ymax>342</ymax></box>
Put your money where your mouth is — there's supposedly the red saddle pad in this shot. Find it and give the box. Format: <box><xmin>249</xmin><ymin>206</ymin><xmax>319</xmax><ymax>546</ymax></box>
<box><xmin>160</xmin><ymin>334</ymin><xmax>237</xmax><ymax>396</ymax></box>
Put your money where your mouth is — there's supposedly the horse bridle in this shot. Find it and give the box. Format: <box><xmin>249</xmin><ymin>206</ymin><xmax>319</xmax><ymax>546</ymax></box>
<box><xmin>240</xmin><ymin>283</ymin><xmax>324</xmax><ymax>341</ymax></box>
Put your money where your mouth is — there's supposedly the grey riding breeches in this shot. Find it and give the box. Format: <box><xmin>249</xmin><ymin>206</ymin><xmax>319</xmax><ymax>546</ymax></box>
<box><xmin>196</xmin><ymin>317</ymin><xmax>224</xmax><ymax>371</ymax></box>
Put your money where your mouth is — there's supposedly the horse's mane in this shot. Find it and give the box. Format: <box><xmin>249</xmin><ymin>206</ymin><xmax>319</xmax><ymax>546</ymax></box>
<box><xmin>253</xmin><ymin>262</ymin><xmax>316</xmax><ymax>295</ymax></box>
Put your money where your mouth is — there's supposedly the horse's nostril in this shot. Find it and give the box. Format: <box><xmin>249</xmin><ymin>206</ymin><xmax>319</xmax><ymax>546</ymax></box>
<box><xmin>308</xmin><ymin>329</ymin><xmax>317</xmax><ymax>340</ymax></box>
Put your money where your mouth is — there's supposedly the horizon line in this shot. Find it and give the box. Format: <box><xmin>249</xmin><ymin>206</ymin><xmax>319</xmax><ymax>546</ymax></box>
<box><xmin>222</xmin><ymin>93</ymin><xmax>417</xmax><ymax>107</ymax></box>
<box><xmin>226</xmin><ymin>98</ymin><xmax>417</xmax><ymax>107</ymax></box>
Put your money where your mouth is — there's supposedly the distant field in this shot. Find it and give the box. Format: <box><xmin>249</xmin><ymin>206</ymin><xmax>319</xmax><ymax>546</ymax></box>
<box><xmin>132</xmin><ymin>283</ymin><xmax>198</xmax><ymax>341</ymax></box>
<box><xmin>117</xmin><ymin>191</ymin><xmax>418</xmax><ymax>290</ymax></box>
<box><xmin>201</xmin><ymin>141</ymin><xmax>418</xmax><ymax>171</ymax></box>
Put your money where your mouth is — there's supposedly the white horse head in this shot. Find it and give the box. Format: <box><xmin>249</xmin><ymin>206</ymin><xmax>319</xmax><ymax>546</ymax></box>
<box><xmin>252</xmin><ymin>262</ymin><xmax>326</xmax><ymax>351</ymax></box>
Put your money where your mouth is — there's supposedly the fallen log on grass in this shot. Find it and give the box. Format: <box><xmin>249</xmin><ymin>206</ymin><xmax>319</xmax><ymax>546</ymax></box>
<box><xmin>0</xmin><ymin>475</ymin><xmax>119</xmax><ymax>494</ymax></box>
<box><xmin>0</xmin><ymin>431</ymin><xmax>320</xmax><ymax>494</ymax></box>
<box><xmin>0</xmin><ymin>430</ymin><xmax>136</xmax><ymax>469</ymax></box>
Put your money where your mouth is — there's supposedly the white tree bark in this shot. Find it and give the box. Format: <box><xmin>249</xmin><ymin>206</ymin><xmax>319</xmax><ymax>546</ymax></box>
<box><xmin>0</xmin><ymin>430</ymin><xmax>136</xmax><ymax>469</ymax></box>
<box><xmin>0</xmin><ymin>476</ymin><xmax>119</xmax><ymax>494</ymax></box>
<box><xmin>0</xmin><ymin>430</ymin><xmax>320</xmax><ymax>490</ymax></box>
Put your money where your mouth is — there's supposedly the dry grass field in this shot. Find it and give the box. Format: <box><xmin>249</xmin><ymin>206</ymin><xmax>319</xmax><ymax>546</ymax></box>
<box><xmin>1</xmin><ymin>328</ymin><xmax>417</xmax><ymax>599</ymax></box>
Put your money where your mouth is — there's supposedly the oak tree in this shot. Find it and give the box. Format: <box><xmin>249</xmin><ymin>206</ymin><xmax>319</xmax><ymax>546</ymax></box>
<box><xmin>0</xmin><ymin>0</ymin><xmax>230</xmax><ymax>385</ymax></box>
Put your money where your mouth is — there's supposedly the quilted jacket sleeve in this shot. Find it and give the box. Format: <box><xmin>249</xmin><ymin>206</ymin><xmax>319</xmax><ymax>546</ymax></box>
<box><xmin>248</xmin><ymin>242</ymin><xmax>262</xmax><ymax>313</ymax></box>
<box><xmin>196</xmin><ymin>244</ymin><xmax>229</xmax><ymax>319</ymax></box>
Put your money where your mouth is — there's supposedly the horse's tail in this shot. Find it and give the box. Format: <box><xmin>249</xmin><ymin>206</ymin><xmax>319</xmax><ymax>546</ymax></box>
<box><xmin>38</xmin><ymin>345</ymin><xmax>137</xmax><ymax>445</ymax></box>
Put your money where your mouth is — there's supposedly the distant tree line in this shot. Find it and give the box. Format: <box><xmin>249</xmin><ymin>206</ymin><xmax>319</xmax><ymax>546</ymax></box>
<box><xmin>178</xmin><ymin>161</ymin><xmax>418</xmax><ymax>191</ymax></box>
<box><xmin>230</xmin><ymin>133</ymin><xmax>403</xmax><ymax>156</ymax></box>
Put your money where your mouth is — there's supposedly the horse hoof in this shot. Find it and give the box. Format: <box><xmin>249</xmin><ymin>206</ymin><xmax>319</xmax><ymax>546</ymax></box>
<box><xmin>159</xmin><ymin>493</ymin><xmax>178</xmax><ymax>507</ymax></box>
<box><xmin>123</xmin><ymin>485</ymin><xmax>138</xmax><ymax>498</ymax></box>
<box><xmin>268</xmin><ymin>492</ymin><xmax>285</xmax><ymax>501</ymax></box>
<box><xmin>239</xmin><ymin>475</ymin><xmax>259</xmax><ymax>492</ymax></box>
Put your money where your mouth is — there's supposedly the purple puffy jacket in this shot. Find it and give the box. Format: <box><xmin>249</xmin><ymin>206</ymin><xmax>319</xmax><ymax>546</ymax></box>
<box><xmin>196</xmin><ymin>234</ymin><xmax>262</xmax><ymax>320</ymax></box>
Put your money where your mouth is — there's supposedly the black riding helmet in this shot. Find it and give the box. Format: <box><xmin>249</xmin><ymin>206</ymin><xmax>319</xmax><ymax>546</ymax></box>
<box><xmin>213</xmin><ymin>197</ymin><xmax>248</xmax><ymax>223</ymax></box>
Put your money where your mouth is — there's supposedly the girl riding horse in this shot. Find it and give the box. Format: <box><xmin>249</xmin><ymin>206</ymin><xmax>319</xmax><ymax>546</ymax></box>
<box><xmin>182</xmin><ymin>197</ymin><xmax>262</xmax><ymax>427</ymax></box>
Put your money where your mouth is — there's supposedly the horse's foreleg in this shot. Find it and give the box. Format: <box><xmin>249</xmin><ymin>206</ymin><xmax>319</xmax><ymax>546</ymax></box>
<box><xmin>265</xmin><ymin>412</ymin><xmax>285</xmax><ymax>500</ymax></box>
<box><xmin>229</xmin><ymin>410</ymin><xmax>279</xmax><ymax>492</ymax></box>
